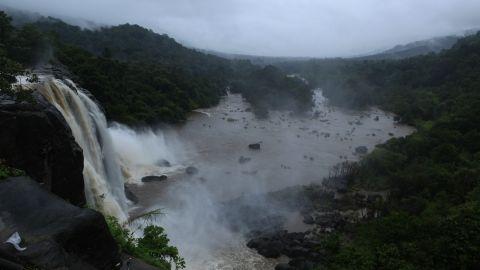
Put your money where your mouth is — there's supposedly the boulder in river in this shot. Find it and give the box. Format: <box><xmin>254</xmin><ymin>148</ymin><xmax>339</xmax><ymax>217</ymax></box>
<box><xmin>248</xmin><ymin>143</ymin><xmax>261</xmax><ymax>150</ymax></box>
<box><xmin>141</xmin><ymin>175</ymin><xmax>168</xmax><ymax>182</ymax></box>
<box><xmin>238</xmin><ymin>156</ymin><xmax>252</xmax><ymax>164</ymax></box>
<box><xmin>303</xmin><ymin>214</ymin><xmax>315</xmax><ymax>225</ymax></box>
<box><xmin>355</xmin><ymin>146</ymin><xmax>368</xmax><ymax>155</ymax></box>
<box><xmin>155</xmin><ymin>159</ymin><xmax>171</xmax><ymax>167</ymax></box>
<box><xmin>186</xmin><ymin>166</ymin><xmax>199</xmax><ymax>175</ymax></box>
<box><xmin>0</xmin><ymin>177</ymin><xmax>120</xmax><ymax>269</ymax></box>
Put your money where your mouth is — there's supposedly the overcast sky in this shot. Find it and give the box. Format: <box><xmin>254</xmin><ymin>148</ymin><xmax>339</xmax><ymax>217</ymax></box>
<box><xmin>3</xmin><ymin>0</ymin><xmax>480</xmax><ymax>57</ymax></box>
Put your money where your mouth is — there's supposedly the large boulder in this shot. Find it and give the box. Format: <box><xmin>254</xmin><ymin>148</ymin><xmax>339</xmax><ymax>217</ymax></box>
<box><xmin>0</xmin><ymin>177</ymin><xmax>121</xmax><ymax>270</ymax></box>
<box><xmin>0</xmin><ymin>94</ymin><xmax>85</xmax><ymax>206</ymax></box>
<box><xmin>248</xmin><ymin>143</ymin><xmax>261</xmax><ymax>150</ymax></box>
<box><xmin>141</xmin><ymin>175</ymin><xmax>168</xmax><ymax>182</ymax></box>
<box><xmin>185</xmin><ymin>166</ymin><xmax>199</xmax><ymax>175</ymax></box>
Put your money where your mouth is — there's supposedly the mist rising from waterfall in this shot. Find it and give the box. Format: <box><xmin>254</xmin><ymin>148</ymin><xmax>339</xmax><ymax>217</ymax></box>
<box><xmin>39</xmin><ymin>78</ymin><xmax>127</xmax><ymax>221</ymax></box>
<box><xmin>108</xmin><ymin>123</ymin><xmax>189</xmax><ymax>184</ymax></box>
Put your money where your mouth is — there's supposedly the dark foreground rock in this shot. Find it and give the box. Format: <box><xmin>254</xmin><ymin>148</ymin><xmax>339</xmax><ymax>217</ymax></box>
<box><xmin>0</xmin><ymin>94</ymin><xmax>85</xmax><ymax>206</ymax></box>
<box><xmin>0</xmin><ymin>177</ymin><xmax>121</xmax><ymax>270</ymax></box>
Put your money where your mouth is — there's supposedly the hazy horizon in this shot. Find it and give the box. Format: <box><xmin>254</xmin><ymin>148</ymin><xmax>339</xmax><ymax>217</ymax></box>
<box><xmin>2</xmin><ymin>0</ymin><xmax>480</xmax><ymax>58</ymax></box>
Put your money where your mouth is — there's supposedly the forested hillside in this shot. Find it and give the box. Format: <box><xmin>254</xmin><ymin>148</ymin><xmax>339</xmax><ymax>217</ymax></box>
<box><xmin>6</xmin><ymin>16</ymin><xmax>311</xmax><ymax>124</ymax></box>
<box><xmin>279</xmin><ymin>33</ymin><xmax>480</xmax><ymax>269</ymax></box>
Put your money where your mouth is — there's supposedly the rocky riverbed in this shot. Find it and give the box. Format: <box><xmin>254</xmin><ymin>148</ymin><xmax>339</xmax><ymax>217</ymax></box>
<box><xmin>113</xmin><ymin>89</ymin><xmax>414</xmax><ymax>270</ymax></box>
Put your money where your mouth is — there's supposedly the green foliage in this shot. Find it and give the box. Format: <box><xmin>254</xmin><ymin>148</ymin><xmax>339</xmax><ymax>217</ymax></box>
<box><xmin>230</xmin><ymin>63</ymin><xmax>313</xmax><ymax>117</ymax></box>
<box><xmin>283</xmin><ymin>32</ymin><xmax>480</xmax><ymax>269</ymax></box>
<box><xmin>106</xmin><ymin>216</ymin><xmax>185</xmax><ymax>270</ymax></box>
<box><xmin>28</xmin><ymin>17</ymin><xmax>313</xmax><ymax>124</ymax></box>
<box><xmin>0</xmin><ymin>11</ymin><xmax>45</xmax><ymax>96</ymax></box>
<box><xmin>0</xmin><ymin>11</ymin><xmax>22</xmax><ymax>93</ymax></box>
<box><xmin>1</xmin><ymin>12</ymin><xmax>315</xmax><ymax>124</ymax></box>
<box><xmin>0</xmin><ymin>160</ymin><xmax>25</xmax><ymax>180</ymax></box>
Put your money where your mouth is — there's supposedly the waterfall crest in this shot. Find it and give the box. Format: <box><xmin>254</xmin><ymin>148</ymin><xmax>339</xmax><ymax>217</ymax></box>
<box><xmin>39</xmin><ymin>78</ymin><xmax>128</xmax><ymax>221</ymax></box>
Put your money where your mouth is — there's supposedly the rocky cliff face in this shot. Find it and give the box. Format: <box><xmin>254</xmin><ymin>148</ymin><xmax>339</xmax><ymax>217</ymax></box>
<box><xmin>0</xmin><ymin>92</ymin><xmax>85</xmax><ymax>206</ymax></box>
<box><xmin>0</xmin><ymin>177</ymin><xmax>120</xmax><ymax>270</ymax></box>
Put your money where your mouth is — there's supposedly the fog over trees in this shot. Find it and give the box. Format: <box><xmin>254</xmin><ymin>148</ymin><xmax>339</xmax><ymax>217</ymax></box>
<box><xmin>3</xmin><ymin>0</ymin><xmax>480</xmax><ymax>57</ymax></box>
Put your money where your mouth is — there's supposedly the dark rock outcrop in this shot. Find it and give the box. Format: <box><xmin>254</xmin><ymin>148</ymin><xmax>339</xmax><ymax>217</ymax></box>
<box><xmin>0</xmin><ymin>94</ymin><xmax>85</xmax><ymax>206</ymax></box>
<box><xmin>0</xmin><ymin>177</ymin><xmax>121</xmax><ymax>270</ymax></box>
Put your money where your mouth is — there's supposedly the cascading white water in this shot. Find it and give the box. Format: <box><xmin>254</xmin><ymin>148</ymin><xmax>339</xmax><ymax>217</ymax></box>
<box><xmin>39</xmin><ymin>77</ymin><xmax>128</xmax><ymax>221</ymax></box>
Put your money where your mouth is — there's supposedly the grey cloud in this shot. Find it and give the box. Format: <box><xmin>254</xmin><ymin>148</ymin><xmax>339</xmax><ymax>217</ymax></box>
<box><xmin>2</xmin><ymin>0</ymin><xmax>480</xmax><ymax>57</ymax></box>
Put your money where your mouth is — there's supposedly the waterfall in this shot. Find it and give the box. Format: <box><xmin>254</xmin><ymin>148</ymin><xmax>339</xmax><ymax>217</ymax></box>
<box><xmin>39</xmin><ymin>77</ymin><xmax>128</xmax><ymax>221</ymax></box>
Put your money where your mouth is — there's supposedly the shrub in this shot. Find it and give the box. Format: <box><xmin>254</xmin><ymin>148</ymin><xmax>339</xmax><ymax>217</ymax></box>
<box><xmin>106</xmin><ymin>216</ymin><xmax>185</xmax><ymax>270</ymax></box>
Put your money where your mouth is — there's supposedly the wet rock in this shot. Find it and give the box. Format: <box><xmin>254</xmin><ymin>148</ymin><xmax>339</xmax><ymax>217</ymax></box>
<box><xmin>0</xmin><ymin>93</ymin><xmax>85</xmax><ymax>206</ymax></box>
<box><xmin>124</xmin><ymin>185</ymin><xmax>139</xmax><ymax>204</ymax></box>
<box><xmin>120</xmin><ymin>253</ymin><xmax>158</xmax><ymax>270</ymax></box>
<box><xmin>289</xmin><ymin>259</ymin><xmax>316</xmax><ymax>270</ymax></box>
<box><xmin>186</xmin><ymin>166</ymin><xmax>199</xmax><ymax>175</ymax></box>
<box><xmin>0</xmin><ymin>177</ymin><xmax>120</xmax><ymax>269</ymax></box>
<box><xmin>141</xmin><ymin>175</ymin><xmax>168</xmax><ymax>182</ymax></box>
<box><xmin>355</xmin><ymin>146</ymin><xmax>368</xmax><ymax>155</ymax></box>
<box><xmin>248</xmin><ymin>230</ymin><xmax>322</xmax><ymax>263</ymax></box>
<box><xmin>367</xmin><ymin>194</ymin><xmax>383</xmax><ymax>204</ymax></box>
<box><xmin>275</xmin><ymin>263</ymin><xmax>294</xmax><ymax>270</ymax></box>
<box><xmin>314</xmin><ymin>212</ymin><xmax>345</xmax><ymax>228</ymax></box>
<box><xmin>303</xmin><ymin>214</ymin><xmax>315</xmax><ymax>225</ymax></box>
<box><xmin>322</xmin><ymin>177</ymin><xmax>348</xmax><ymax>193</ymax></box>
<box><xmin>247</xmin><ymin>238</ymin><xmax>281</xmax><ymax>258</ymax></box>
<box><xmin>155</xmin><ymin>159</ymin><xmax>171</xmax><ymax>167</ymax></box>
<box><xmin>238</xmin><ymin>156</ymin><xmax>252</xmax><ymax>164</ymax></box>
<box><xmin>374</xmin><ymin>116</ymin><xmax>379</xmax><ymax>121</ymax></box>
<box><xmin>248</xmin><ymin>143</ymin><xmax>261</xmax><ymax>150</ymax></box>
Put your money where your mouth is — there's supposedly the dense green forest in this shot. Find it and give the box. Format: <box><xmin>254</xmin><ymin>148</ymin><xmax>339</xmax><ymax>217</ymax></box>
<box><xmin>230</xmin><ymin>62</ymin><xmax>313</xmax><ymax>117</ymax></box>
<box><xmin>279</xmin><ymin>33</ymin><xmax>480</xmax><ymax>269</ymax></box>
<box><xmin>2</xmin><ymin>16</ymin><xmax>310</xmax><ymax>124</ymax></box>
<box><xmin>1</xmin><ymin>11</ymin><xmax>313</xmax><ymax>124</ymax></box>
<box><xmin>0</xmin><ymin>11</ymin><xmax>39</xmax><ymax>93</ymax></box>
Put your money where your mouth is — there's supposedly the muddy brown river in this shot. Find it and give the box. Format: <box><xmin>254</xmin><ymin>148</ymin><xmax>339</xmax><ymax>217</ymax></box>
<box><xmin>110</xmin><ymin>89</ymin><xmax>413</xmax><ymax>270</ymax></box>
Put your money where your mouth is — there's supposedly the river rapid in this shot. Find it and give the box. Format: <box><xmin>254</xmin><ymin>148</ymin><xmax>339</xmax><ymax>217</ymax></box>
<box><xmin>109</xmin><ymin>89</ymin><xmax>414</xmax><ymax>270</ymax></box>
